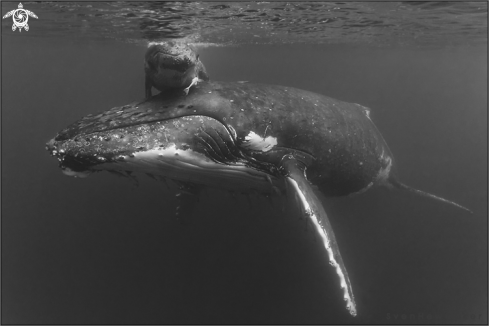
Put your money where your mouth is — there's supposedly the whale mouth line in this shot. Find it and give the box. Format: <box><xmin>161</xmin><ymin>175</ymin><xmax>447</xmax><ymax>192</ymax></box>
<box><xmin>47</xmin><ymin>115</ymin><xmax>283</xmax><ymax>192</ymax></box>
<box><xmin>91</xmin><ymin>146</ymin><xmax>282</xmax><ymax>192</ymax></box>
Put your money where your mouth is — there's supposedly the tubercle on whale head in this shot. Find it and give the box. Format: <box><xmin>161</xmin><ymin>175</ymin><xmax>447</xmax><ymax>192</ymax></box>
<box><xmin>48</xmin><ymin>117</ymin><xmax>213</xmax><ymax>169</ymax></box>
<box><xmin>45</xmin><ymin>113</ymin><xmax>290</xmax><ymax>195</ymax></box>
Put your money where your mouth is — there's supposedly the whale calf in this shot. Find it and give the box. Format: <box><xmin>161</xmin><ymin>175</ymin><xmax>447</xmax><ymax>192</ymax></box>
<box><xmin>145</xmin><ymin>41</ymin><xmax>209</xmax><ymax>98</ymax></box>
<box><xmin>46</xmin><ymin>81</ymin><xmax>471</xmax><ymax>316</ymax></box>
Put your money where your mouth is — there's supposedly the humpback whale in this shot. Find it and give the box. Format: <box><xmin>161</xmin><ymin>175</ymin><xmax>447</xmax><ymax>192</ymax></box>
<box><xmin>46</xmin><ymin>81</ymin><xmax>471</xmax><ymax>316</ymax></box>
<box><xmin>145</xmin><ymin>41</ymin><xmax>209</xmax><ymax>98</ymax></box>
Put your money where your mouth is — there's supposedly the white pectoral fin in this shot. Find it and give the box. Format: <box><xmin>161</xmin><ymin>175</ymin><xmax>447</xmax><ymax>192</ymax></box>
<box><xmin>183</xmin><ymin>77</ymin><xmax>200</xmax><ymax>95</ymax></box>
<box><xmin>283</xmin><ymin>159</ymin><xmax>357</xmax><ymax>316</ymax></box>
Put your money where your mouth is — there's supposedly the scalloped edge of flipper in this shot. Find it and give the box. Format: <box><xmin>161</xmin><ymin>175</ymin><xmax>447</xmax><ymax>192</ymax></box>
<box><xmin>283</xmin><ymin>160</ymin><xmax>357</xmax><ymax>316</ymax></box>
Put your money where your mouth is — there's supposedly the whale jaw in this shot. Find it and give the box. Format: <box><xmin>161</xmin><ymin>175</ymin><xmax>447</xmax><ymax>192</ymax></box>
<box><xmin>46</xmin><ymin>115</ymin><xmax>283</xmax><ymax>194</ymax></box>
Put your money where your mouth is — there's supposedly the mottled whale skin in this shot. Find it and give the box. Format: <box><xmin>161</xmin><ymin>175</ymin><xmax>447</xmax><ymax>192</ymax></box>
<box><xmin>46</xmin><ymin>81</ymin><xmax>471</xmax><ymax>317</ymax></box>
<box><xmin>53</xmin><ymin>81</ymin><xmax>392</xmax><ymax>196</ymax></box>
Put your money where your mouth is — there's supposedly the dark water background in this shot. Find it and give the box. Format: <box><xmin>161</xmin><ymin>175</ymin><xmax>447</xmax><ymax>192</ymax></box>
<box><xmin>2</xmin><ymin>1</ymin><xmax>487</xmax><ymax>324</ymax></box>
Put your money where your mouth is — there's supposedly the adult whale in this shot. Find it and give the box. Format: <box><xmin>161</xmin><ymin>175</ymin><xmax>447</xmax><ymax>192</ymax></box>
<box><xmin>46</xmin><ymin>81</ymin><xmax>471</xmax><ymax>316</ymax></box>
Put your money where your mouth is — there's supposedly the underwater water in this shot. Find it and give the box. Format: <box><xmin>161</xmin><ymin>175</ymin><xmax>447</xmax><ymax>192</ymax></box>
<box><xmin>1</xmin><ymin>1</ymin><xmax>487</xmax><ymax>324</ymax></box>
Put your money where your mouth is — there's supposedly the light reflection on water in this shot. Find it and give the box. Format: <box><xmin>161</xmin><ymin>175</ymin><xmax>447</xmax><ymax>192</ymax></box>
<box><xmin>1</xmin><ymin>1</ymin><xmax>487</xmax><ymax>47</ymax></box>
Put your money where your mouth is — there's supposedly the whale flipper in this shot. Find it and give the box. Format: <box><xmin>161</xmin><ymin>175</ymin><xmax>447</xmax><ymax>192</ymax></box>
<box><xmin>281</xmin><ymin>156</ymin><xmax>357</xmax><ymax>316</ymax></box>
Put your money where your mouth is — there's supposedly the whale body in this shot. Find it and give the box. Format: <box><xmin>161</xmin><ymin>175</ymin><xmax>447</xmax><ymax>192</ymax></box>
<box><xmin>46</xmin><ymin>81</ymin><xmax>471</xmax><ymax>316</ymax></box>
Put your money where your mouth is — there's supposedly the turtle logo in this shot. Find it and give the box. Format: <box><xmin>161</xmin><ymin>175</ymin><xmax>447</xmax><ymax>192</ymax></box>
<box><xmin>2</xmin><ymin>3</ymin><xmax>38</xmax><ymax>32</ymax></box>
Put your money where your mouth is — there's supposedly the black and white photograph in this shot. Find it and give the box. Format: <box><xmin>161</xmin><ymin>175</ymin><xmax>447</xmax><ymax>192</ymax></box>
<box><xmin>1</xmin><ymin>1</ymin><xmax>487</xmax><ymax>324</ymax></box>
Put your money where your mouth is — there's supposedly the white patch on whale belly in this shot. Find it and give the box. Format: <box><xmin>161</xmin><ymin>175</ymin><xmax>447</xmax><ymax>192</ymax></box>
<box><xmin>242</xmin><ymin>131</ymin><xmax>277</xmax><ymax>152</ymax></box>
<box><xmin>92</xmin><ymin>144</ymin><xmax>280</xmax><ymax>192</ymax></box>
